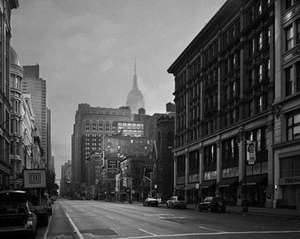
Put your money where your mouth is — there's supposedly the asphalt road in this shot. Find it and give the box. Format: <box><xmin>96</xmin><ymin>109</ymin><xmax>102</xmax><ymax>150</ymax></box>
<box><xmin>41</xmin><ymin>200</ymin><xmax>300</xmax><ymax>239</ymax></box>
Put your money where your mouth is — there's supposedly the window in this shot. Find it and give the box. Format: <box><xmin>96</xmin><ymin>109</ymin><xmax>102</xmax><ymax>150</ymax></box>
<box><xmin>296</xmin><ymin>61</ymin><xmax>300</xmax><ymax>92</ymax></box>
<box><xmin>232</xmin><ymin>81</ymin><xmax>237</xmax><ymax>96</ymax></box>
<box><xmin>287</xmin><ymin>111</ymin><xmax>300</xmax><ymax>141</ymax></box>
<box><xmin>258</xmin><ymin>3</ymin><xmax>262</xmax><ymax>15</ymax></box>
<box><xmin>297</xmin><ymin>20</ymin><xmax>300</xmax><ymax>44</ymax></box>
<box><xmin>259</xmin><ymin>32</ymin><xmax>263</xmax><ymax>50</ymax></box>
<box><xmin>280</xmin><ymin>156</ymin><xmax>300</xmax><ymax>178</ymax></box>
<box><xmin>259</xmin><ymin>64</ymin><xmax>263</xmax><ymax>82</ymax></box>
<box><xmin>285</xmin><ymin>66</ymin><xmax>293</xmax><ymax>96</ymax></box>
<box><xmin>286</xmin><ymin>0</ymin><xmax>293</xmax><ymax>9</ymax></box>
<box><xmin>268</xmin><ymin>28</ymin><xmax>271</xmax><ymax>45</ymax></box>
<box><xmin>258</xmin><ymin>95</ymin><xmax>263</xmax><ymax>112</ymax></box>
<box><xmin>252</xmin><ymin>38</ymin><xmax>256</xmax><ymax>54</ymax></box>
<box><xmin>267</xmin><ymin>59</ymin><xmax>271</xmax><ymax>79</ymax></box>
<box><xmin>285</xmin><ymin>25</ymin><xmax>294</xmax><ymax>50</ymax></box>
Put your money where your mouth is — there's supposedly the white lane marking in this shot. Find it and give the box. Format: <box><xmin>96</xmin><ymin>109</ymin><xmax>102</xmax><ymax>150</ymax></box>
<box><xmin>64</xmin><ymin>209</ymin><xmax>85</xmax><ymax>239</ymax></box>
<box><xmin>115</xmin><ymin>230</ymin><xmax>300</xmax><ymax>239</ymax></box>
<box><xmin>138</xmin><ymin>228</ymin><xmax>158</xmax><ymax>236</ymax></box>
<box><xmin>43</xmin><ymin>215</ymin><xmax>52</xmax><ymax>239</ymax></box>
<box><xmin>198</xmin><ymin>224</ymin><xmax>222</xmax><ymax>232</ymax></box>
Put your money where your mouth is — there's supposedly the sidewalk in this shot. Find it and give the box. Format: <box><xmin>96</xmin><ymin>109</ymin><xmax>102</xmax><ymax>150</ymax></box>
<box><xmin>186</xmin><ymin>204</ymin><xmax>300</xmax><ymax>219</ymax></box>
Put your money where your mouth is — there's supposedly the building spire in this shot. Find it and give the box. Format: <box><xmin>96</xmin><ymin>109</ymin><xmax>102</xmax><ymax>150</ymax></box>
<box><xmin>134</xmin><ymin>57</ymin><xmax>136</xmax><ymax>76</ymax></box>
<box><xmin>133</xmin><ymin>58</ymin><xmax>138</xmax><ymax>90</ymax></box>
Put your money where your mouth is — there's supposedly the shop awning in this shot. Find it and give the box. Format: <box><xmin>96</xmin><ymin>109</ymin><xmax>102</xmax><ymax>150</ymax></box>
<box><xmin>218</xmin><ymin>177</ymin><xmax>238</xmax><ymax>187</ymax></box>
<box><xmin>200</xmin><ymin>180</ymin><xmax>216</xmax><ymax>188</ymax></box>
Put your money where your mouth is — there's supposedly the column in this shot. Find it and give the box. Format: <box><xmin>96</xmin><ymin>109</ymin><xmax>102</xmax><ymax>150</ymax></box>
<box><xmin>216</xmin><ymin>138</ymin><xmax>222</xmax><ymax>197</ymax></box>
<box><xmin>237</xmin><ymin>127</ymin><xmax>246</xmax><ymax>206</ymax></box>
<box><xmin>274</xmin><ymin>0</ymin><xmax>282</xmax><ymax>103</ymax></box>
<box><xmin>266</xmin><ymin>121</ymin><xmax>274</xmax><ymax>208</ymax></box>
<box><xmin>185</xmin><ymin>150</ymin><xmax>189</xmax><ymax>201</ymax></box>
<box><xmin>173</xmin><ymin>156</ymin><xmax>177</xmax><ymax>195</ymax></box>
<box><xmin>198</xmin><ymin>145</ymin><xmax>203</xmax><ymax>201</ymax></box>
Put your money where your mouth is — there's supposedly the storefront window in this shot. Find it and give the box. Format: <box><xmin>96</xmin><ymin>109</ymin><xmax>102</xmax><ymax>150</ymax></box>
<box><xmin>287</xmin><ymin>111</ymin><xmax>300</xmax><ymax>141</ymax></box>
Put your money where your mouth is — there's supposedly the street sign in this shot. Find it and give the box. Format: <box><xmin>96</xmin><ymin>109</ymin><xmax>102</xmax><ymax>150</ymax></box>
<box><xmin>24</xmin><ymin>169</ymin><xmax>46</xmax><ymax>188</ymax></box>
<box><xmin>246</xmin><ymin>140</ymin><xmax>256</xmax><ymax>165</ymax></box>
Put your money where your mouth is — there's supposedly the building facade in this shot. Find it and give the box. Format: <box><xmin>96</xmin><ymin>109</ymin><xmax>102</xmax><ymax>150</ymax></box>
<box><xmin>22</xmin><ymin>64</ymin><xmax>47</xmax><ymax>166</ymax></box>
<box><xmin>168</xmin><ymin>0</ymin><xmax>300</xmax><ymax>209</ymax></box>
<box><xmin>153</xmin><ymin>114</ymin><xmax>175</xmax><ymax>201</ymax></box>
<box><xmin>9</xmin><ymin>47</ymin><xmax>23</xmax><ymax>188</ymax></box>
<box><xmin>21</xmin><ymin>94</ymin><xmax>42</xmax><ymax>170</ymax></box>
<box><xmin>273</xmin><ymin>0</ymin><xmax>300</xmax><ymax>210</ymax></box>
<box><xmin>47</xmin><ymin>107</ymin><xmax>53</xmax><ymax>171</ymax></box>
<box><xmin>71</xmin><ymin>103</ymin><xmax>131</xmax><ymax>190</ymax></box>
<box><xmin>60</xmin><ymin>160</ymin><xmax>72</xmax><ymax>197</ymax></box>
<box><xmin>0</xmin><ymin>0</ymin><xmax>19</xmax><ymax>189</ymax></box>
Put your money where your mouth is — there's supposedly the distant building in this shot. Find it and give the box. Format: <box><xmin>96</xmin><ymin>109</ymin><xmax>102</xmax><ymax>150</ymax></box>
<box><xmin>153</xmin><ymin>107</ymin><xmax>175</xmax><ymax>201</ymax></box>
<box><xmin>47</xmin><ymin>108</ymin><xmax>54</xmax><ymax>171</ymax></box>
<box><xmin>116</xmin><ymin>121</ymin><xmax>144</xmax><ymax>137</ymax></box>
<box><xmin>60</xmin><ymin>160</ymin><xmax>72</xmax><ymax>197</ymax></box>
<box><xmin>22</xmin><ymin>64</ymin><xmax>47</xmax><ymax>166</ymax></box>
<box><xmin>126</xmin><ymin>62</ymin><xmax>145</xmax><ymax>114</ymax></box>
<box><xmin>21</xmin><ymin>94</ymin><xmax>42</xmax><ymax>169</ymax></box>
<box><xmin>111</xmin><ymin>136</ymin><xmax>154</xmax><ymax>201</ymax></box>
<box><xmin>0</xmin><ymin>0</ymin><xmax>19</xmax><ymax>190</ymax></box>
<box><xmin>71</xmin><ymin>103</ymin><xmax>131</xmax><ymax>189</ymax></box>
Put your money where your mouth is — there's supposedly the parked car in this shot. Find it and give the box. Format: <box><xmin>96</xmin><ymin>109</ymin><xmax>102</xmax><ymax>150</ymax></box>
<box><xmin>28</xmin><ymin>192</ymin><xmax>52</xmax><ymax>226</ymax></box>
<box><xmin>166</xmin><ymin>196</ymin><xmax>186</xmax><ymax>209</ymax></box>
<box><xmin>198</xmin><ymin>196</ymin><xmax>226</xmax><ymax>213</ymax></box>
<box><xmin>0</xmin><ymin>190</ymin><xmax>38</xmax><ymax>239</ymax></box>
<box><xmin>143</xmin><ymin>197</ymin><xmax>159</xmax><ymax>207</ymax></box>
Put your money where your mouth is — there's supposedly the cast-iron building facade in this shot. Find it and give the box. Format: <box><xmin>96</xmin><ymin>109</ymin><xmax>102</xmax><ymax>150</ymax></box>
<box><xmin>168</xmin><ymin>0</ymin><xmax>300</xmax><ymax>209</ymax></box>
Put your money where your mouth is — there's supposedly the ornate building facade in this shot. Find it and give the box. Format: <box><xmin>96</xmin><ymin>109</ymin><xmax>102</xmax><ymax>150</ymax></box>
<box><xmin>9</xmin><ymin>47</ymin><xmax>23</xmax><ymax>188</ymax></box>
<box><xmin>0</xmin><ymin>0</ymin><xmax>19</xmax><ymax>190</ymax></box>
<box><xmin>168</xmin><ymin>0</ymin><xmax>300</xmax><ymax>209</ymax></box>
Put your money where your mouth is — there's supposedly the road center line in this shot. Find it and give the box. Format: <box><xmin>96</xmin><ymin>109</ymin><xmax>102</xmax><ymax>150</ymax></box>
<box><xmin>138</xmin><ymin>228</ymin><xmax>158</xmax><ymax>236</ymax></box>
<box><xmin>64</xmin><ymin>208</ymin><xmax>85</xmax><ymax>239</ymax></box>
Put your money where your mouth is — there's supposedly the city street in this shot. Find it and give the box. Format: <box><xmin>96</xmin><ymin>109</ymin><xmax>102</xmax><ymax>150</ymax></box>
<box><xmin>41</xmin><ymin>200</ymin><xmax>300</xmax><ymax>239</ymax></box>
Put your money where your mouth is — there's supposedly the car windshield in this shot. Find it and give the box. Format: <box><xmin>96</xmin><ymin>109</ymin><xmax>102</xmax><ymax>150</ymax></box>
<box><xmin>0</xmin><ymin>193</ymin><xmax>27</xmax><ymax>214</ymax></box>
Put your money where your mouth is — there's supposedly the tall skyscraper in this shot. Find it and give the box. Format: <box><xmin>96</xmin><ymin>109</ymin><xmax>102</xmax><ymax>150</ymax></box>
<box><xmin>0</xmin><ymin>0</ymin><xmax>19</xmax><ymax>190</ymax></box>
<box><xmin>47</xmin><ymin>108</ymin><xmax>53</xmax><ymax>171</ymax></box>
<box><xmin>22</xmin><ymin>64</ymin><xmax>47</xmax><ymax>166</ymax></box>
<box><xmin>126</xmin><ymin>62</ymin><xmax>145</xmax><ymax>114</ymax></box>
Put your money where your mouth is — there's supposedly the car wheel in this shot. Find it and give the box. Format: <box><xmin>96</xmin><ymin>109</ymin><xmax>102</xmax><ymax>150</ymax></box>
<box><xmin>166</xmin><ymin>203</ymin><xmax>169</xmax><ymax>208</ymax></box>
<box><xmin>208</xmin><ymin>206</ymin><xmax>213</xmax><ymax>213</ymax></box>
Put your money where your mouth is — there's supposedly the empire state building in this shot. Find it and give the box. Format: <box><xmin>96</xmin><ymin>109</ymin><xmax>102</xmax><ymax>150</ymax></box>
<box><xmin>126</xmin><ymin>62</ymin><xmax>145</xmax><ymax>114</ymax></box>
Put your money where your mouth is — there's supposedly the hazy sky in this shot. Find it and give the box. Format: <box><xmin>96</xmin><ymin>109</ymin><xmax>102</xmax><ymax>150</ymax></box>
<box><xmin>11</xmin><ymin>0</ymin><xmax>226</xmax><ymax>179</ymax></box>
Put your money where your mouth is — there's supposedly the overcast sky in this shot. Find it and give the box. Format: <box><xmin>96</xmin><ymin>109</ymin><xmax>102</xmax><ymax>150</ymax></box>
<box><xmin>11</xmin><ymin>0</ymin><xmax>226</xmax><ymax>179</ymax></box>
